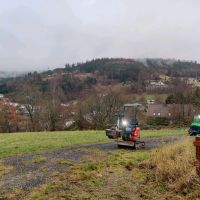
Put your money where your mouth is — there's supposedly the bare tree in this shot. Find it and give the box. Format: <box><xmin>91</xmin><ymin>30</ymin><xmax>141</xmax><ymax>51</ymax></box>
<box><xmin>19</xmin><ymin>85</ymin><xmax>42</xmax><ymax>131</ymax></box>
<box><xmin>83</xmin><ymin>92</ymin><xmax>123</xmax><ymax>129</ymax></box>
<box><xmin>0</xmin><ymin>103</ymin><xmax>20</xmax><ymax>133</ymax></box>
<box><xmin>41</xmin><ymin>95</ymin><xmax>64</xmax><ymax>131</ymax></box>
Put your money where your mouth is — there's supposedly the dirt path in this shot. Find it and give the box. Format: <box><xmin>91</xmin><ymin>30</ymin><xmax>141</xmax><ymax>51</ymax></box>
<box><xmin>0</xmin><ymin>135</ymin><xmax>185</xmax><ymax>196</ymax></box>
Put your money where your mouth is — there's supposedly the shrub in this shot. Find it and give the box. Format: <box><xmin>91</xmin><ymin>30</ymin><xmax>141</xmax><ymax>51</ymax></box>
<box><xmin>146</xmin><ymin>117</ymin><xmax>170</xmax><ymax>126</ymax></box>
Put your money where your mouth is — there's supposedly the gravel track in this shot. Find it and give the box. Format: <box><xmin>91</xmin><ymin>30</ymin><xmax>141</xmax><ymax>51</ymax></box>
<box><xmin>0</xmin><ymin>135</ymin><xmax>185</xmax><ymax>194</ymax></box>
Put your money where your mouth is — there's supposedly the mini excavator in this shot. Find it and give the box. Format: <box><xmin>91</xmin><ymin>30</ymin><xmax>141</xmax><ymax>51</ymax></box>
<box><xmin>105</xmin><ymin>103</ymin><xmax>145</xmax><ymax>149</ymax></box>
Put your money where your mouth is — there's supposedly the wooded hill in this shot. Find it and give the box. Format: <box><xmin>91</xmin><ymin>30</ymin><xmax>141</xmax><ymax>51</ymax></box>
<box><xmin>65</xmin><ymin>58</ymin><xmax>200</xmax><ymax>80</ymax></box>
<box><xmin>1</xmin><ymin>58</ymin><xmax>200</xmax><ymax>102</ymax></box>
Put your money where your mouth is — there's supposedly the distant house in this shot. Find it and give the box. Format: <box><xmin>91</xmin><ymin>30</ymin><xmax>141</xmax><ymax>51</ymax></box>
<box><xmin>150</xmin><ymin>81</ymin><xmax>166</xmax><ymax>87</ymax></box>
<box><xmin>65</xmin><ymin>120</ymin><xmax>75</xmax><ymax>128</ymax></box>
<box><xmin>0</xmin><ymin>94</ymin><xmax>4</xmax><ymax>99</ymax></box>
<box><xmin>147</xmin><ymin>104</ymin><xmax>171</xmax><ymax>118</ymax></box>
<box><xmin>147</xmin><ymin>103</ymin><xmax>198</xmax><ymax>119</ymax></box>
<box><xmin>146</xmin><ymin>81</ymin><xmax>167</xmax><ymax>91</ymax></box>
<box><xmin>186</xmin><ymin>78</ymin><xmax>200</xmax><ymax>88</ymax></box>
<box><xmin>187</xmin><ymin>78</ymin><xmax>198</xmax><ymax>85</ymax></box>
<box><xmin>147</xmin><ymin>99</ymin><xmax>155</xmax><ymax>104</ymax></box>
<box><xmin>61</xmin><ymin>103</ymin><xmax>70</xmax><ymax>107</ymax></box>
<box><xmin>124</xmin><ymin>103</ymin><xmax>145</xmax><ymax>111</ymax></box>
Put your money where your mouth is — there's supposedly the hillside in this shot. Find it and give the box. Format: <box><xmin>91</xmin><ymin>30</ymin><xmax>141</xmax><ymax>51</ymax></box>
<box><xmin>1</xmin><ymin>58</ymin><xmax>200</xmax><ymax>101</ymax></box>
<box><xmin>65</xmin><ymin>58</ymin><xmax>200</xmax><ymax>79</ymax></box>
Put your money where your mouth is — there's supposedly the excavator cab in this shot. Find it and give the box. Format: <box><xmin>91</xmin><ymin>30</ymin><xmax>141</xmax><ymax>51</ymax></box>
<box><xmin>122</xmin><ymin>116</ymin><xmax>139</xmax><ymax>141</ymax></box>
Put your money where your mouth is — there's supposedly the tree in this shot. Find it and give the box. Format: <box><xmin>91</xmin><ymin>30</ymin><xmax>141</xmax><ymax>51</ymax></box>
<box><xmin>41</xmin><ymin>95</ymin><xmax>64</xmax><ymax>131</ymax></box>
<box><xmin>0</xmin><ymin>103</ymin><xmax>20</xmax><ymax>133</ymax></box>
<box><xmin>74</xmin><ymin>108</ymin><xmax>90</xmax><ymax>130</ymax></box>
<box><xmin>84</xmin><ymin>93</ymin><xmax>123</xmax><ymax>129</ymax></box>
<box><xmin>18</xmin><ymin>85</ymin><xmax>42</xmax><ymax>131</ymax></box>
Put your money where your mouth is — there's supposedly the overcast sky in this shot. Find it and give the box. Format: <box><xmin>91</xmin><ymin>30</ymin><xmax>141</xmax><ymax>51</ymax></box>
<box><xmin>0</xmin><ymin>0</ymin><xmax>200</xmax><ymax>71</ymax></box>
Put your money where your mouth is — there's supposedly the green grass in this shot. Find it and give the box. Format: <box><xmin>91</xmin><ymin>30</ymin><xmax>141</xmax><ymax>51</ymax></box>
<box><xmin>141</xmin><ymin>128</ymin><xmax>186</xmax><ymax>138</ymax></box>
<box><xmin>0</xmin><ymin>129</ymin><xmax>187</xmax><ymax>159</ymax></box>
<box><xmin>0</xmin><ymin>131</ymin><xmax>107</xmax><ymax>159</ymax></box>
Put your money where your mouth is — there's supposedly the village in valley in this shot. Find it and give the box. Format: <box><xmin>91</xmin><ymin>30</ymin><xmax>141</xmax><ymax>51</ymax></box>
<box><xmin>1</xmin><ymin>63</ymin><xmax>200</xmax><ymax>132</ymax></box>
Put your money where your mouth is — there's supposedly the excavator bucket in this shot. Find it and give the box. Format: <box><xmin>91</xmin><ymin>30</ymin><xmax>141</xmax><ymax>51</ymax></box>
<box><xmin>105</xmin><ymin>128</ymin><xmax>122</xmax><ymax>139</ymax></box>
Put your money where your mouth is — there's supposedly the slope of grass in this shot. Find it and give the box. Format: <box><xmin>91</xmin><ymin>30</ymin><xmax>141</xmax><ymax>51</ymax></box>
<box><xmin>0</xmin><ymin>129</ymin><xmax>186</xmax><ymax>159</ymax></box>
<box><xmin>139</xmin><ymin>138</ymin><xmax>200</xmax><ymax>199</ymax></box>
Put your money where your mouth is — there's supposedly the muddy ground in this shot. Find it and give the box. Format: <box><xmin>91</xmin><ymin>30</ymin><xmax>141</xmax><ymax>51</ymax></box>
<box><xmin>0</xmin><ymin>136</ymin><xmax>185</xmax><ymax>197</ymax></box>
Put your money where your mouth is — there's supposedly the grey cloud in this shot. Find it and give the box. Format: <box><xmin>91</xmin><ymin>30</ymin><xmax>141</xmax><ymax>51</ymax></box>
<box><xmin>0</xmin><ymin>0</ymin><xmax>200</xmax><ymax>71</ymax></box>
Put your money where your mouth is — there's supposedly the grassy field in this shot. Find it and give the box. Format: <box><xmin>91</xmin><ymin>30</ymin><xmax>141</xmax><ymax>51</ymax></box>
<box><xmin>0</xmin><ymin>129</ymin><xmax>187</xmax><ymax>159</ymax></box>
<box><xmin>0</xmin><ymin>129</ymin><xmax>196</xmax><ymax>200</ymax></box>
